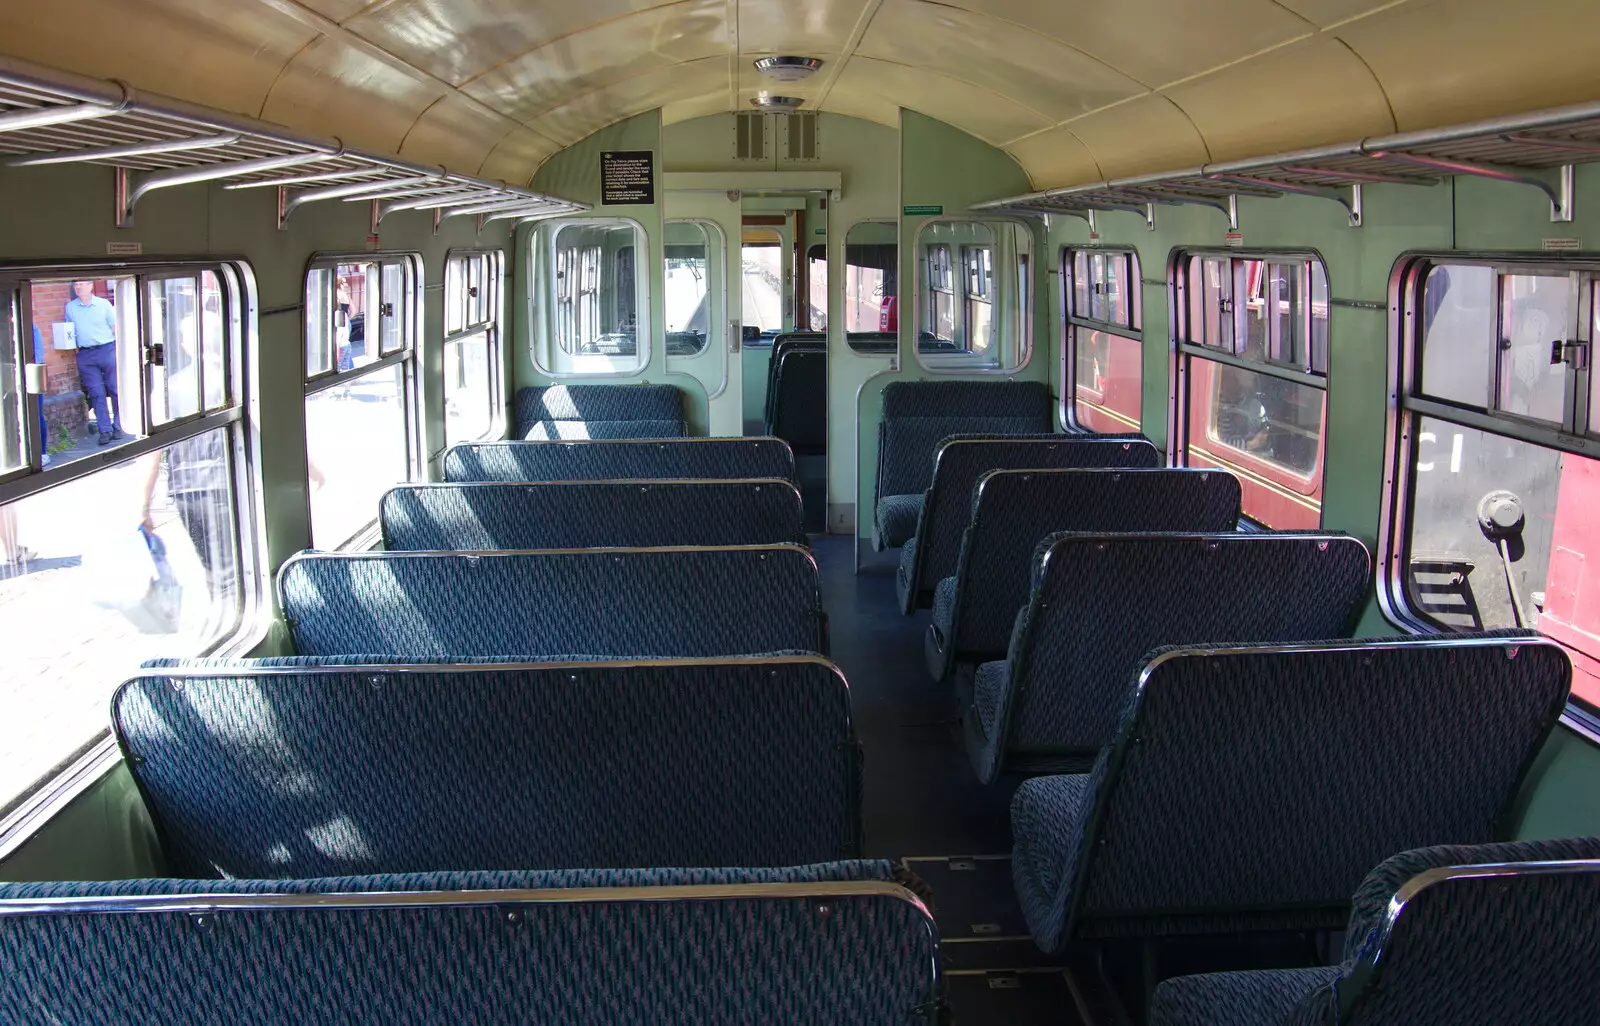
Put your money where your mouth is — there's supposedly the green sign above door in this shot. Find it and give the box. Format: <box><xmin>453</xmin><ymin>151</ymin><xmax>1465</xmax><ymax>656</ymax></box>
<box><xmin>902</xmin><ymin>205</ymin><xmax>943</xmax><ymax>216</ymax></box>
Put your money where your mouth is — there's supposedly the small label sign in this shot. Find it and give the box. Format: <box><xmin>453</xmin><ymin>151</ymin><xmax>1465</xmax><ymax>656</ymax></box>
<box><xmin>1087</xmin><ymin>232</ymin><xmax>1101</xmax><ymax>244</ymax></box>
<box><xmin>601</xmin><ymin>150</ymin><xmax>655</xmax><ymax>206</ymax></box>
<box><xmin>105</xmin><ymin>241</ymin><xmax>142</xmax><ymax>256</ymax></box>
<box><xmin>1543</xmin><ymin>237</ymin><xmax>1582</xmax><ymax>251</ymax></box>
<box><xmin>903</xmin><ymin>204</ymin><xmax>943</xmax><ymax>216</ymax></box>
<box><xmin>814</xmin><ymin>227</ymin><xmax>827</xmax><ymax>235</ymax></box>
<box><xmin>1224</xmin><ymin>231</ymin><xmax>1245</xmax><ymax>248</ymax></box>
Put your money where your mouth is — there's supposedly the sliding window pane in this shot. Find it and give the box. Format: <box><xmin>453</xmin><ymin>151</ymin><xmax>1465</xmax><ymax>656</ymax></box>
<box><xmin>444</xmin><ymin>332</ymin><xmax>493</xmax><ymax>446</ymax></box>
<box><xmin>305</xmin><ymin>268</ymin><xmax>333</xmax><ymax>377</ymax></box>
<box><xmin>1</xmin><ymin>294</ymin><xmax>23</xmax><ymax>474</ymax></box>
<box><xmin>1498</xmin><ymin>273</ymin><xmax>1572</xmax><ymax>424</ymax></box>
<box><xmin>146</xmin><ymin>277</ymin><xmax>201</xmax><ymax>426</ymax></box>
<box><xmin>1418</xmin><ymin>264</ymin><xmax>1494</xmax><ymax>409</ymax></box>
<box><xmin>305</xmin><ymin>363</ymin><xmax>407</xmax><ymax>547</ymax></box>
<box><xmin>380</xmin><ymin>262</ymin><xmax>406</xmax><ymax>356</ymax></box>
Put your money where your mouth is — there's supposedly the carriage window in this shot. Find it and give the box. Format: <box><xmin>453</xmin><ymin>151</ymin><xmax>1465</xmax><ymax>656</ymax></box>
<box><xmin>1175</xmin><ymin>251</ymin><xmax>1328</xmax><ymax>528</ymax></box>
<box><xmin>1388</xmin><ymin>259</ymin><xmax>1600</xmax><ymax>711</ymax></box>
<box><xmin>916</xmin><ymin>219</ymin><xmax>1032</xmax><ymax>372</ymax></box>
<box><xmin>742</xmin><ymin>228</ymin><xmax>783</xmax><ymax>340</ymax></box>
<box><xmin>807</xmin><ymin>243</ymin><xmax>827</xmax><ymax>332</ymax></box>
<box><xmin>533</xmin><ymin>220</ymin><xmax>647</xmax><ymax>375</ymax></box>
<box><xmin>664</xmin><ymin>221</ymin><xmax>720</xmax><ymax>361</ymax></box>
<box><xmin>304</xmin><ymin>254</ymin><xmax>419</xmax><ymax>548</ymax></box>
<box><xmin>1064</xmin><ymin>247</ymin><xmax>1143</xmax><ymax>433</ymax></box>
<box><xmin>842</xmin><ymin>222</ymin><xmax>898</xmax><ymax>352</ymax></box>
<box><xmin>0</xmin><ymin>263</ymin><xmax>255</xmax><ymax>812</ymax></box>
<box><xmin>443</xmin><ymin>251</ymin><xmax>503</xmax><ymax>446</ymax></box>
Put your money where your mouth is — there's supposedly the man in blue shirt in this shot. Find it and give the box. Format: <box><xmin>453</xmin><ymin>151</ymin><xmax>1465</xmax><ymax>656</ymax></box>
<box><xmin>63</xmin><ymin>280</ymin><xmax>127</xmax><ymax>445</ymax></box>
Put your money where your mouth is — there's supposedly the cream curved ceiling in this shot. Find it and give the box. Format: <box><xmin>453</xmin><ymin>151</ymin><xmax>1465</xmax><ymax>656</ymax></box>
<box><xmin>3</xmin><ymin>0</ymin><xmax>1600</xmax><ymax>190</ymax></box>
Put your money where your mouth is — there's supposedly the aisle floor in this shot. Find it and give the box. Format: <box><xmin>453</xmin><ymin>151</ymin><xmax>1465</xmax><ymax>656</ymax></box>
<box><xmin>812</xmin><ymin>535</ymin><xmax>1082</xmax><ymax>1025</ymax></box>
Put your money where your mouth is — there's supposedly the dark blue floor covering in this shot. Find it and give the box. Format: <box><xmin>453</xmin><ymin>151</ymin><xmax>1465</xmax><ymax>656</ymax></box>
<box><xmin>813</xmin><ymin>534</ymin><xmax>1017</xmax><ymax>858</ymax></box>
<box><xmin>812</xmin><ymin>535</ymin><xmax>1080</xmax><ymax>1025</ymax></box>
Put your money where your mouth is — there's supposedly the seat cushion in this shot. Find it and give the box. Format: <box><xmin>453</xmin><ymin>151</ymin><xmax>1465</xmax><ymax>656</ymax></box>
<box><xmin>931</xmin><ymin>577</ymin><xmax>958</xmax><ymax>640</ymax></box>
<box><xmin>1149</xmin><ymin>968</ymin><xmax>1341</xmax><ymax>1026</ymax></box>
<box><xmin>875</xmin><ymin>493</ymin><xmax>923</xmax><ymax>550</ymax></box>
<box><xmin>972</xmin><ymin>660</ymin><xmax>1008</xmax><ymax>741</ymax></box>
<box><xmin>895</xmin><ymin>538</ymin><xmax>919</xmax><ymax>614</ymax></box>
<box><xmin>1010</xmin><ymin>774</ymin><xmax>1092</xmax><ymax>919</ymax></box>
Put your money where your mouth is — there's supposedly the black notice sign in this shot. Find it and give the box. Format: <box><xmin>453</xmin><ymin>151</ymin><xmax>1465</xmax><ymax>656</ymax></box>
<box><xmin>601</xmin><ymin>150</ymin><xmax>655</xmax><ymax>206</ymax></box>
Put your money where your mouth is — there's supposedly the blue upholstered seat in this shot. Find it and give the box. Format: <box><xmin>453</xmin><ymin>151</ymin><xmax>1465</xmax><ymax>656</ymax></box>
<box><xmin>115</xmin><ymin>655</ymin><xmax>861</xmax><ymax>877</ymax></box>
<box><xmin>1149</xmin><ymin>837</ymin><xmax>1600</xmax><ymax>1026</ymax></box>
<box><xmin>894</xmin><ymin>434</ymin><xmax>1159</xmax><ymax>614</ymax></box>
<box><xmin>443</xmin><ymin>437</ymin><xmax>797</xmax><ymax>484</ymax></box>
<box><xmin>380</xmin><ymin>479</ymin><xmax>806</xmax><ymax>550</ymax></box>
<box><xmin>0</xmin><ymin>861</ymin><xmax>941</xmax><ymax>1025</ymax></box>
<box><xmin>767</xmin><ymin>346</ymin><xmax>828</xmax><ymax>456</ymax></box>
<box><xmin>965</xmin><ymin>530</ymin><xmax>1370</xmax><ymax>781</ymax></box>
<box><xmin>276</xmin><ymin>545</ymin><xmax>826</xmax><ymax>658</ymax></box>
<box><xmin>872</xmin><ymin>380</ymin><xmax>1053</xmax><ymax>550</ymax></box>
<box><xmin>926</xmin><ymin>469</ymin><xmax>1243</xmax><ymax>684</ymax></box>
<box><xmin>514</xmin><ymin>383</ymin><xmax>686</xmax><ymax>439</ymax></box>
<box><xmin>1011</xmin><ymin>632</ymin><xmax>1572</xmax><ymax>955</ymax></box>
<box><xmin>761</xmin><ymin>335</ymin><xmax>824</xmax><ymax>429</ymax></box>
<box><xmin>876</xmin><ymin>493</ymin><xmax>924</xmax><ymax>551</ymax></box>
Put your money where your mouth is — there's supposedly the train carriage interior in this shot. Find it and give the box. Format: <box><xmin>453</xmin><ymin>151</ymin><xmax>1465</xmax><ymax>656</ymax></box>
<box><xmin>3</xmin><ymin>0</ymin><xmax>1600</xmax><ymax>1022</ymax></box>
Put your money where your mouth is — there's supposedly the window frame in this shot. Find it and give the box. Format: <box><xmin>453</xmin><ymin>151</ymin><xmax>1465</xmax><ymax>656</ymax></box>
<box><xmin>662</xmin><ymin>218</ymin><xmax>725</xmax><ymax>362</ymax></box>
<box><xmin>913</xmin><ymin>217</ymin><xmax>1034</xmax><ymax>375</ymax></box>
<box><xmin>302</xmin><ymin>251</ymin><xmax>423</xmax><ymax>550</ymax></box>
<box><xmin>0</xmin><ymin>258</ymin><xmax>267</xmax><ymax>846</ymax></box>
<box><xmin>926</xmin><ymin>242</ymin><xmax>955</xmax><ymax>344</ymax></box>
<box><xmin>842</xmin><ymin>219</ymin><xmax>899</xmax><ymax>346</ymax></box>
<box><xmin>1380</xmin><ymin>253</ymin><xmax>1600</xmax><ymax>731</ymax></box>
<box><xmin>531</xmin><ymin>217</ymin><xmax>652</xmax><ymax>378</ymax></box>
<box><xmin>1062</xmin><ymin>246</ymin><xmax>1144</xmax><ymax>433</ymax></box>
<box><xmin>1171</xmin><ymin>248</ymin><xmax>1331</xmax><ymax>526</ymax></box>
<box><xmin>442</xmin><ymin>249</ymin><xmax>505</xmax><ymax>445</ymax></box>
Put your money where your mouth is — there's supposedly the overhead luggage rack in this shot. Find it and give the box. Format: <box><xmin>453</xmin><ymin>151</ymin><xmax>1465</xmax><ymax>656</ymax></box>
<box><xmin>976</xmin><ymin>99</ymin><xmax>1600</xmax><ymax>228</ymax></box>
<box><xmin>0</xmin><ymin>54</ymin><xmax>586</xmax><ymax>230</ymax></box>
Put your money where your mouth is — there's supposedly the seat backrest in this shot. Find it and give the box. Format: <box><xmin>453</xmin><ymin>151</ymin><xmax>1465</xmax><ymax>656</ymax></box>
<box><xmin>443</xmin><ymin>437</ymin><xmax>797</xmax><ymax>484</ymax></box>
<box><xmin>1059</xmin><ymin>633</ymin><xmax>1570</xmax><ymax>941</ymax></box>
<box><xmin>908</xmin><ymin>436</ymin><xmax>1160</xmax><ymax>600</ymax></box>
<box><xmin>0</xmin><ymin>863</ymin><xmax>939</xmax><ymax>1026</ymax></box>
<box><xmin>875</xmin><ymin>380</ymin><xmax>1053</xmax><ymax>500</ymax></box>
<box><xmin>766</xmin><ymin>337</ymin><xmax>826</xmax><ymax>426</ymax></box>
<box><xmin>1308</xmin><ymin>838</ymin><xmax>1600</xmax><ymax>1026</ymax></box>
<box><xmin>380</xmin><ymin>480</ymin><xmax>806</xmax><ymax>550</ymax></box>
<box><xmin>115</xmin><ymin>655</ymin><xmax>860</xmax><ymax>876</ymax></box>
<box><xmin>1002</xmin><ymin>531</ymin><xmax>1368</xmax><ymax>756</ymax></box>
<box><xmin>948</xmin><ymin>470</ymin><xmax>1243</xmax><ymax>660</ymax></box>
<box><xmin>514</xmin><ymin>384</ymin><xmax>686</xmax><ymax>439</ymax></box>
<box><xmin>277</xmin><ymin>545</ymin><xmax>824</xmax><ymax>657</ymax></box>
<box><xmin>770</xmin><ymin>350</ymin><xmax>828</xmax><ymax>453</ymax></box>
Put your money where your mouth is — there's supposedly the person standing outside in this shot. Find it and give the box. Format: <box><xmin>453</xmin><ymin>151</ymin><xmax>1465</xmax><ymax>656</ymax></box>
<box><xmin>63</xmin><ymin>280</ymin><xmax>128</xmax><ymax>446</ymax></box>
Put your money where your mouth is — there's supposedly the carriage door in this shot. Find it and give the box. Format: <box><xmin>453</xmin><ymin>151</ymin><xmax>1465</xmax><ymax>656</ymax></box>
<box><xmin>662</xmin><ymin>191</ymin><xmax>742</xmax><ymax>437</ymax></box>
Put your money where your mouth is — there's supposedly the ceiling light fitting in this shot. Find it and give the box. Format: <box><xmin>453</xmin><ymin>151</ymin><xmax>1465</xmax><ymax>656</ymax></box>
<box><xmin>753</xmin><ymin>56</ymin><xmax>823</xmax><ymax>82</ymax></box>
<box><xmin>751</xmin><ymin>94</ymin><xmax>805</xmax><ymax>111</ymax></box>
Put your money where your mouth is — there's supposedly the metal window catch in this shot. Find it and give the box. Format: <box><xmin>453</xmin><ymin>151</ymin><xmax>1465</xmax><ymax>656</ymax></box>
<box><xmin>145</xmin><ymin>343</ymin><xmax>165</xmax><ymax>367</ymax></box>
<box><xmin>1551</xmin><ymin>339</ymin><xmax>1589</xmax><ymax>369</ymax></box>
